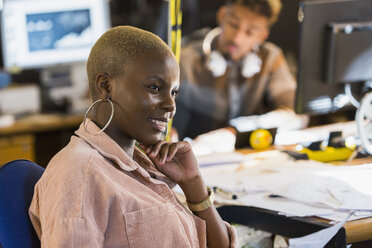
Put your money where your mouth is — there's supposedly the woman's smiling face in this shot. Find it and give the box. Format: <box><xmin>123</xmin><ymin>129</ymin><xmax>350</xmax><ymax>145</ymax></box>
<box><xmin>108</xmin><ymin>50</ymin><xmax>180</xmax><ymax>145</ymax></box>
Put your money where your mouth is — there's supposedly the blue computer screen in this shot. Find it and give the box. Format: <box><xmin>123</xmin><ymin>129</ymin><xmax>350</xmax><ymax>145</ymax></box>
<box><xmin>27</xmin><ymin>9</ymin><xmax>92</xmax><ymax>52</ymax></box>
<box><xmin>1</xmin><ymin>0</ymin><xmax>110</xmax><ymax>69</ymax></box>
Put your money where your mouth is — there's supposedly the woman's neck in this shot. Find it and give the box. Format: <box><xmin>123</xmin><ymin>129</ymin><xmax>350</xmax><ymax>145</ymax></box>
<box><xmin>92</xmin><ymin>117</ymin><xmax>136</xmax><ymax>157</ymax></box>
<box><xmin>105</xmin><ymin>127</ymin><xmax>136</xmax><ymax>157</ymax></box>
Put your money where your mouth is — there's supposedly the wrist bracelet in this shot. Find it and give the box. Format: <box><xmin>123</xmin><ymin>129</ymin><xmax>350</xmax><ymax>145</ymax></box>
<box><xmin>186</xmin><ymin>186</ymin><xmax>215</xmax><ymax>212</ymax></box>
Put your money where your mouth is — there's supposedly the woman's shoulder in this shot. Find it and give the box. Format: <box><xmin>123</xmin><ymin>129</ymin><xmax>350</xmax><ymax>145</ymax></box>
<box><xmin>50</xmin><ymin>135</ymin><xmax>95</xmax><ymax>167</ymax></box>
<box><xmin>40</xmin><ymin>136</ymin><xmax>100</xmax><ymax>184</ymax></box>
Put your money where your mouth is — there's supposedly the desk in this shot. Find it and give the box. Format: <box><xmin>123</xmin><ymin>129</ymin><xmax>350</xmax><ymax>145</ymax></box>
<box><xmin>217</xmin><ymin>206</ymin><xmax>372</xmax><ymax>247</ymax></box>
<box><xmin>215</xmin><ymin>166</ymin><xmax>372</xmax><ymax>247</ymax></box>
<box><xmin>228</xmin><ymin>150</ymin><xmax>372</xmax><ymax>246</ymax></box>
<box><xmin>205</xmin><ymin>122</ymin><xmax>372</xmax><ymax>247</ymax></box>
<box><xmin>0</xmin><ymin>113</ymin><xmax>83</xmax><ymax>167</ymax></box>
<box><xmin>232</xmin><ymin>153</ymin><xmax>372</xmax><ymax>245</ymax></box>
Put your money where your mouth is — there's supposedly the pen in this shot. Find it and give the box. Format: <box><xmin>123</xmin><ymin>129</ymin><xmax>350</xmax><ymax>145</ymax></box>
<box><xmin>268</xmin><ymin>194</ymin><xmax>281</xmax><ymax>198</ymax></box>
<box><xmin>213</xmin><ymin>186</ymin><xmax>238</xmax><ymax>200</ymax></box>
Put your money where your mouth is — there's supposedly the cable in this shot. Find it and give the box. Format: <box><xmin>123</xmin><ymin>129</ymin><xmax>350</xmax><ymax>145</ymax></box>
<box><xmin>344</xmin><ymin>83</ymin><xmax>360</xmax><ymax>108</ymax></box>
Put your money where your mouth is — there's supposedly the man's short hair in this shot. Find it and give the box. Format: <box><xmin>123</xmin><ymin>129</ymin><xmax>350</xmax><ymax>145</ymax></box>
<box><xmin>226</xmin><ymin>0</ymin><xmax>282</xmax><ymax>25</ymax></box>
<box><xmin>87</xmin><ymin>25</ymin><xmax>171</xmax><ymax>100</ymax></box>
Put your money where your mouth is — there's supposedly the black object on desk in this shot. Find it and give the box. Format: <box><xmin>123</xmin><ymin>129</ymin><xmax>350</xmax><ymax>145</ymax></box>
<box><xmin>282</xmin><ymin>150</ymin><xmax>309</xmax><ymax>160</ymax></box>
<box><xmin>217</xmin><ymin>205</ymin><xmax>346</xmax><ymax>248</ymax></box>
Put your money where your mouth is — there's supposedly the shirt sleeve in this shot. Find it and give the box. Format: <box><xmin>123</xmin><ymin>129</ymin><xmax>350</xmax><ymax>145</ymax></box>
<box><xmin>29</xmin><ymin>158</ymin><xmax>109</xmax><ymax>247</ymax></box>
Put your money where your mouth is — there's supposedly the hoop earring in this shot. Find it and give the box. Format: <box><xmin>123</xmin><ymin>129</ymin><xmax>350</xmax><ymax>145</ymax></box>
<box><xmin>161</xmin><ymin>123</ymin><xmax>169</xmax><ymax>140</ymax></box>
<box><xmin>83</xmin><ymin>99</ymin><xmax>114</xmax><ymax>136</ymax></box>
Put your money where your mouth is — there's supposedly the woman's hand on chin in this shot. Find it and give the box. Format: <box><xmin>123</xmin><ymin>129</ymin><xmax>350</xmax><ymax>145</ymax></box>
<box><xmin>141</xmin><ymin>140</ymin><xmax>200</xmax><ymax>185</ymax></box>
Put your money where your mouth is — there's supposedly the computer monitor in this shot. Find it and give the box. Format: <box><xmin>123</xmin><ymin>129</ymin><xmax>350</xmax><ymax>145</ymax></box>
<box><xmin>1</xmin><ymin>0</ymin><xmax>110</xmax><ymax>70</ymax></box>
<box><xmin>1</xmin><ymin>0</ymin><xmax>111</xmax><ymax>113</ymax></box>
<box><xmin>295</xmin><ymin>0</ymin><xmax>372</xmax><ymax>115</ymax></box>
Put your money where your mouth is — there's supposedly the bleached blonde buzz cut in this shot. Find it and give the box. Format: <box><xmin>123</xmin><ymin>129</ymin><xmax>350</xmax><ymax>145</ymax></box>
<box><xmin>87</xmin><ymin>25</ymin><xmax>172</xmax><ymax>100</ymax></box>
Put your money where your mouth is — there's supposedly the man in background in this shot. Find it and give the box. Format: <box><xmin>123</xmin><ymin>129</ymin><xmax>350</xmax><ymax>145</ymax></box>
<box><xmin>173</xmin><ymin>0</ymin><xmax>305</xmax><ymax>140</ymax></box>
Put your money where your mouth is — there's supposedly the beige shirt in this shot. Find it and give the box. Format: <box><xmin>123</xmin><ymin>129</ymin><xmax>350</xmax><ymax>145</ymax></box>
<box><xmin>29</xmin><ymin>121</ymin><xmax>237</xmax><ymax>247</ymax></box>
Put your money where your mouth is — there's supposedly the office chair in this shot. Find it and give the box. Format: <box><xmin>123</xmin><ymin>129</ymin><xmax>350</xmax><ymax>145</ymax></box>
<box><xmin>0</xmin><ymin>159</ymin><xmax>44</xmax><ymax>248</ymax></box>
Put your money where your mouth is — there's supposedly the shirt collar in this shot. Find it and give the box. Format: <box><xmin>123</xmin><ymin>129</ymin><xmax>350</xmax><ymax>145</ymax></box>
<box><xmin>75</xmin><ymin>119</ymin><xmax>139</xmax><ymax>172</ymax></box>
<box><xmin>75</xmin><ymin>119</ymin><xmax>176</xmax><ymax>187</ymax></box>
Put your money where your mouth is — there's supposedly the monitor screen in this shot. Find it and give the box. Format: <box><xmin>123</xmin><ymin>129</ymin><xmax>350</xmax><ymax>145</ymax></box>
<box><xmin>295</xmin><ymin>0</ymin><xmax>372</xmax><ymax>115</ymax></box>
<box><xmin>1</xmin><ymin>0</ymin><xmax>110</xmax><ymax>70</ymax></box>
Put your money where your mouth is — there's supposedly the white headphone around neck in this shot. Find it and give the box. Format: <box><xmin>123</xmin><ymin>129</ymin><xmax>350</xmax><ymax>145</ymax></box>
<box><xmin>202</xmin><ymin>27</ymin><xmax>262</xmax><ymax>78</ymax></box>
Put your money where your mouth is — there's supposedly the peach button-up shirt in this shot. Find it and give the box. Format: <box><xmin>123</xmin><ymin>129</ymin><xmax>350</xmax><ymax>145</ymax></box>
<box><xmin>29</xmin><ymin>121</ymin><xmax>237</xmax><ymax>247</ymax></box>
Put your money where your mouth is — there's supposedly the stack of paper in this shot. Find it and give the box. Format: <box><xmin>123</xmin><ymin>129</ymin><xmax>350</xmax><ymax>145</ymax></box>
<box><xmin>199</xmin><ymin>150</ymin><xmax>372</xmax><ymax>222</ymax></box>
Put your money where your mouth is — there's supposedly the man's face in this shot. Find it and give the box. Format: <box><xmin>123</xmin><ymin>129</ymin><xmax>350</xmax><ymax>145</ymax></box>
<box><xmin>217</xmin><ymin>4</ymin><xmax>269</xmax><ymax>61</ymax></box>
<box><xmin>109</xmin><ymin>50</ymin><xmax>180</xmax><ymax>145</ymax></box>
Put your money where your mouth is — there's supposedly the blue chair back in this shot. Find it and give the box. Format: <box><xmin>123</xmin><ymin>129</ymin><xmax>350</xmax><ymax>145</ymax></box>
<box><xmin>0</xmin><ymin>159</ymin><xmax>44</xmax><ymax>248</ymax></box>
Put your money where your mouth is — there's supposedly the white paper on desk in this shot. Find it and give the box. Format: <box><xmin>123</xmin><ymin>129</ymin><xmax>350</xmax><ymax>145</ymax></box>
<box><xmin>196</xmin><ymin>152</ymin><xmax>248</xmax><ymax>167</ymax></box>
<box><xmin>236</xmin><ymin>161</ymin><xmax>372</xmax><ymax>211</ymax></box>
<box><xmin>288</xmin><ymin>211</ymin><xmax>354</xmax><ymax>248</ymax></box>
<box><xmin>317</xmin><ymin>166</ymin><xmax>372</xmax><ymax>211</ymax></box>
<box><xmin>237</xmin><ymin>193</ymin><xmax>335</xmax><ymax>217</ymax></box>
<box><xmin>270</xmin><ymin>166</ymin><xmax>372</xmax><ymax>211</ymax></box>
<box><xmin>190</xmin><ymin>128</ymin><xmax>236</xmax><ymax>156</ymax></box>
<box><xmin>200</xmin><ymin>154</ymin><xmax>372</xmax><ymax>221</ymax></box>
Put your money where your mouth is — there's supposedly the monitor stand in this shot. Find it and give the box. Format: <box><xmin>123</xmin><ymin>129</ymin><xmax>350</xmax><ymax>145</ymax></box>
<box><xmin>40</xmin><ymin>63</ymin><xmax>90</xmax><ymax>114</ymax></box>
